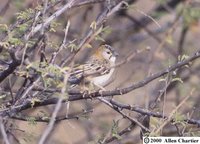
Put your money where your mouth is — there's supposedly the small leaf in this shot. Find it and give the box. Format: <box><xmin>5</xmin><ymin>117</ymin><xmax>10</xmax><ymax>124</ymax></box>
<box><xmin>9</xmin><ymin>37</ymin><xmax>23</xmax><ymax>46</ymax></box>
<box><xmin>111</xmin><ymin>120</ymin><xmax>120</xmax><ymax>139</ymax></box>
<box><xmin>26</xmin><ymin>116</ymin><xmax>37</xmax><ymax>125</ymax></box>
<box><xmin>165</xmin><ymin>35</ymin><xmax>173</xmax><ymax>44</ymax></box>
<box><xmin>181</xmin><ymin>54</ymin><xmax>189</xmax><ymax>61</ymax></box>
<box><xmin>90</xmin><ymin>21</ymin><xmax>97</xmax><ymax>30</ymax></box>
<box><xmin>172</xmin><ymin>77</ymin><xmax>183</xmax><ymax>83</ymax></box>
<box><xmin>112</xmin><ymin>133</ymin><xmax>121</xmax><ymax>140</ymax></box>
<box><xmin>30</xmin><ymin>98</ymin><xmax>41</xmax><ymax>108</ymax></box>
<box><xmin>50</xmin><ymin>21</ymin><xmax>61</xmax><ymax>32</ymax></box>
<box><xmin>41</xmin><ymin>116</ymin><xmax>50</xmax><ymax>121</ymax></box>
<box><xmin>0</xmin><ymin>42</ymin><xmax>9</xmax><ymax>48</ymax></box>
<box><xmin>85</xmin><ymin>43</ymin><xmax>92</xmax><ymax>48</ymax></box>
<box><xmin>159</xmin><ymin>78</ymin><xmax>166</xmax><ymax>82</ymax></box>
<box><xmin>101</xmin><ymin>26</ymin><xmax>112</xmax><ymax>35</ymax></box>
<box><xmin>150</xmin><ymin>117</ymin><xmax>160</xmax><ymax>129</ymax></box>
<box><xmin>0</xmin><ymin>24</ymin><xmax>8</xmax><ymax>32</ymax></box>
<box><xmin>62</xmin><ymin>66</ymin><xmax>70</xmax><ymax>71</ymax></box>
<box><xmin>17</xmin><ymin>23</ymin><xmax>28</xmax><ymax>33</ymax></box>
<box><xmin>95</xmin><ymin>35</ymin><xmax>105</xmax><ymax>42</ymax></box>
<box><xmin>0</xmin><ymin>95</ymin><xmax>6</xmax><ymax>99</ymax></box>
<box><xmin>50</xmin><ymin>28</ymin><xmax>56</xmax><ymax>32</ymax></box>
<box><xmin>173</xmin><ymin>112</ymin><xmax>186</xmax><ymax>125</ymax></box>
<box><xmin>68</xmin><ymin>43</ymin><xmax>78</xmax><ymax>52</ymax></box>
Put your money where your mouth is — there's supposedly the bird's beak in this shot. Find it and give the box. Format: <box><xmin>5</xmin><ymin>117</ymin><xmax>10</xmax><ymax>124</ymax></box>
<box><xmin>114</xmin><ymin>51</ymin><xmax>119</xmax><ymax>57</ymax></box>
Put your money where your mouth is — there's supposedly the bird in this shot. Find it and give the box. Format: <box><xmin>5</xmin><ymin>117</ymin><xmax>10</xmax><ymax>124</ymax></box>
<box><xmin>68</xmin><ymin>44</ymin><xmax>118</xmax><ymax>91</ymax></box>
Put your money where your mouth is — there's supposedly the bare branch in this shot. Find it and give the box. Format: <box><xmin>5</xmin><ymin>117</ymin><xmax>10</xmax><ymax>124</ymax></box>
<box><xmin>0</xmin><ymin>118</ymin><xmax>10</xmax><ymax>144</ymax></box>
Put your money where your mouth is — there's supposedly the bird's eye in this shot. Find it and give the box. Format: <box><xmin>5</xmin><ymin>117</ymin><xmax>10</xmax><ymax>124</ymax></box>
<box><xmin>106</xmin><ymin>51</ymin><xmax>111</xmax><ymax>54</ymax></box>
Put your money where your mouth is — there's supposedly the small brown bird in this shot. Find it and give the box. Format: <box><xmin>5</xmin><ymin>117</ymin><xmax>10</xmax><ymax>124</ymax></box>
<box><xmin>68</xmin><ymin>44</ymin><xmax>118</xmax><ymax>90</ymax></box>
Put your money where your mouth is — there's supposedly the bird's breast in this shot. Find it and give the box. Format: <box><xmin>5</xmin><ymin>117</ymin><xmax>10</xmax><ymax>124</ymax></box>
<box><xmin>92</xmin><ymin>68</ymin><xmax>115</xmax><ymax>86</ymax></box>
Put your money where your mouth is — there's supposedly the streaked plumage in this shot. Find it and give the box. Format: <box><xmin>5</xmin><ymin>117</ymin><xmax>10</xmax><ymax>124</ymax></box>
<box><xmin>68</xmin><ymin>44</ymin><xmax>118</xmax><ymax>89</ymax></box>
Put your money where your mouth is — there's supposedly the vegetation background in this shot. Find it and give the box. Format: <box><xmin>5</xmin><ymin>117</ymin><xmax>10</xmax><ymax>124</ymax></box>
<box><xmin>0</xmin><ymin>0</ymin><xmax>200</xmax><ymax>143</ymax></box>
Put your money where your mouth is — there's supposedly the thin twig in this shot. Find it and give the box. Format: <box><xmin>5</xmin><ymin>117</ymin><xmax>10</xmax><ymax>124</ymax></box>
<box><xmin>10</xmin><ymin>109</ymin><xmax>93</xmax><ymax>123</ymax></box>
<box><xmin>98</xmin><ymin>97</ymin><xmax>150</xmax><ymax>132</ymax></box>
<box><xmin>0</xmin><ymin>118</ymin><xmax>10</xmax><ymax>144</ymax></box>
<box><xmin>38</xmin><ymin>64</ymin><xmax>69</xmax><ymax>144</ymax></box>
<box><xmin>38</xmin><ymin>98</ymin><xmax>63</xmax><ymax>144</ymax></box>
<box><xmin>1</xmin><ymin>49</ymin><xmax>200</xmax><ymax>117</ymax></box>
<box><xmin>152</xmin><ymin>89</ymin><xmax>195</xmax><ymax>135</ymax></box>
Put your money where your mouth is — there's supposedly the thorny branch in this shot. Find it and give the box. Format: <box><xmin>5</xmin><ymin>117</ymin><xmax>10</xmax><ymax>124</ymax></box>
<box><xmin>10</xmin><ymin>109</ymin><xmax>93</xmax><ymax>123</ymax></box>
<box><xmin>0</xmin><ymin>0</ymin><xmax>200</xmax><ymax>143</ymax></box>
<box><xmin>0</xmin><ymin>118</ymin><xmax>10</xmax><ymax>144</ymax></box>
<box><xmin>0</xmin><ymin>49</ymin><xmax>200</xmax><ymax>126</ymax></box>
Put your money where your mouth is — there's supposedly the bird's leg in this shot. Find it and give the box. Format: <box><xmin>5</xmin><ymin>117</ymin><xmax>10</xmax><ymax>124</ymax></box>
<box><xmin>78</xmin><ymin>83</ymin><xmax>97</xmax><ymax>99</ymax></box>
<box><xmin>82</xmin><ymin>90</ymin><xmax>89</xmax><ymax>98</ymax></box>
<box><xmin>79</xmin><ymin>82</ymin><xmax>94</xmax><ymax>98</ymax></box>
<box><xmin>92</xmin><ymin>83</ymin><xmax>106</xmax><ymax>98</ymax></box>
<box><xmin>95</xmin><ymin>83</ymin><xmax>106</xmax><ymax>91</ymax></box>
<box><xmin>80</xmin><ymin>78</ymin><xmax>90</xmax><ymax>98</ymax></box>
<box><xmin>83</xmin><ymin>82</ymin><xmax>95</xmax><ymax>99</ymax></box>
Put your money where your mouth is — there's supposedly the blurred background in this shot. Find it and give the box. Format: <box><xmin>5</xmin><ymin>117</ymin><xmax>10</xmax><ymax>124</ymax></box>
<box><xmin>1</xmin><ymin>0</ymin><xmax>200</xmax><ymax>143</ymax></box>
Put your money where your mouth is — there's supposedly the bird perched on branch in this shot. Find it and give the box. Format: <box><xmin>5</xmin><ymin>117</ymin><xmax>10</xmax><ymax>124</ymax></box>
<box><xmin>68</xmin><ymin>44</ymin><xmax>118</xmax><ymax>91</ymax></box>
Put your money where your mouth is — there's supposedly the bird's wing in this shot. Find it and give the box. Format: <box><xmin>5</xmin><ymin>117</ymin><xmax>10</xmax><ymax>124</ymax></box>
<box><xmin>68</xmin><ymin>61</ymin><xmax>110</xmax><ymax>85</ymax></box>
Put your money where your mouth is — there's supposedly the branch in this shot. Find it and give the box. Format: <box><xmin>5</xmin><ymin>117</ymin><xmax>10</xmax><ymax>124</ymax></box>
<box><xmin>1</xmin><ymin>49</ymin><xmax>200</xmax><ymax>117</ymax></box>
<box><xmin>61</xmin><ymin>1</ymin><xmax>127</xmax><ymax>66</ymax></box>
<box><xmin>0</xmin><ymin>118</ymin><xmax>10</xmax><ymax>144</ymax></box>
<box><xmin>38</xmin><ymin>69</ymin><xmax>69</xmax><ymax>144</ymax></box>
<box><xmin>68</xmin><ymin>49</ymin><xmax>200</xmax><ymax>99</ymax></box>
<box><xmin>0</xmin><ymin>57</ymin><xmax>21</xmax><ymax>83</ymax></box>
<box><xmin>104</xmin><ymin>123</ymin><xmax>136</xmax><ymax>143</ymax></box>
<box><xmin>11</xmin><ymin>109</ymin><xmax>93</xmax><ymax>123</ymax></box>
<box><xmin>98</xmin><ymin>97</ymin><xmax>150</xmax><ymax>132</ymax></box>
<box><xmin>109</xmin><ymin>99</ymin><xmax>200</xmax><ymax>127</ymax></box>
<box><xmin>32</xmin><ymin>0</ymin><xmax>107</xmax><ymax>35</ymax></box>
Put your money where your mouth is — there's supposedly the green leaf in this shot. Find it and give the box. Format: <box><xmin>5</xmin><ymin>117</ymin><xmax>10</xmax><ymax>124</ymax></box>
<box><xmin>16</xmin><ymin>8</ymin><xmax>34</xmax><ymax>20</ymax></box>
<box><xmin>50</xmin><ymin>21</ymin><xmax>61</xmax><ymax>32</ymax></box>
<box><xmin>68</xmin><ymin>43</ymin><xmax>78</xmax><ymax>52</ymax></box>
<box><xmin>90</xmin><ymin>21</ymin><xmax>97</xmax><ymax>30</ymax></box>
<box><xmin>95</xmin><ymin>35</ymin><xmax>105</xmax><ymax>42</ymax></box>
<box><xmin>0</xmin><ymin>95</ymin><xmax>6</xmax><ymax>99</ymax></box>
<box><xmin>16</xmin><ymin>23</ymin><xmax>29</xmax><ymax>33</ymax></box>
<box><xmin>165</xmin><ymin>35</ymin><xmax>173</xmax><ymax>45</ymax></box>
<box><xmin>101</xmin><ymin>26</ymin><xmax>112</xmax><ymax>35</ymax></box>
<box><xmin>182</xmin><ymin>6</ymin><xmax>200</xmax><ymax>27</ymax></box>
<box><xmin>0</xmin><ymin>24</ymin><xmax>8</xmax><ymax>33</ymax></box>
<box><xmin>172</xmin><ymin>77</ymin><xmax>183</xmax><ymax>83</ymax></box>
<box><xmin>112</xmin><ymin>133</ymin><xmax>121</xmax><ymax>140</ymax></box>
<box><xmin>30</xmin><ymin>98</ymin><xmax>41</xmax><ymax>108</ymax></box>
<box><xmin>111</xmin><ymin>120</ymin><xmax>121</xmax><ymax>139</ymax></box>
<box><xmin>85</xmin><ymin>43</ymin><xmax>92</xmax><ymax>48</ymax></box>
<box><xmin>159</xmin><ymin>78</ymin><xmax>166</xmax><ymax>82</ymax></box>
<box><xmin>8</xmin><ymin>37</ymin><xmax>23</xmax><ymax>46</ymax></box>
<box><xmin>26</xmin><ymin>116</ymin><xmax>37</xmax><ymax>125</ymax></box>
<box><xmin>173</xmin><ymin>112</ymin><xmax>186</xmax><ymax>125</ymax></box>
<box><xmin>0</xmin><ymin>42</ymin><xmax>9</xmax><ymax>48</ymax></box>
<box><xmin>41</xmin><ymin>116</ymin><xmax>50</xmax><ymax>121</ymax></box>
<box><xmin>181</xmin><ymin>54</ymin><xmax>189</xmax><ymax>61</ymax></box>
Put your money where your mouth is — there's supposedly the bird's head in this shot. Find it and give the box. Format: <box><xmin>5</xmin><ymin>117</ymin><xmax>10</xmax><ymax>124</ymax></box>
<box><xmin>94</xmin><ymin>44</ymin><xmax>118</xmax><ymax>63</ymax></box>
